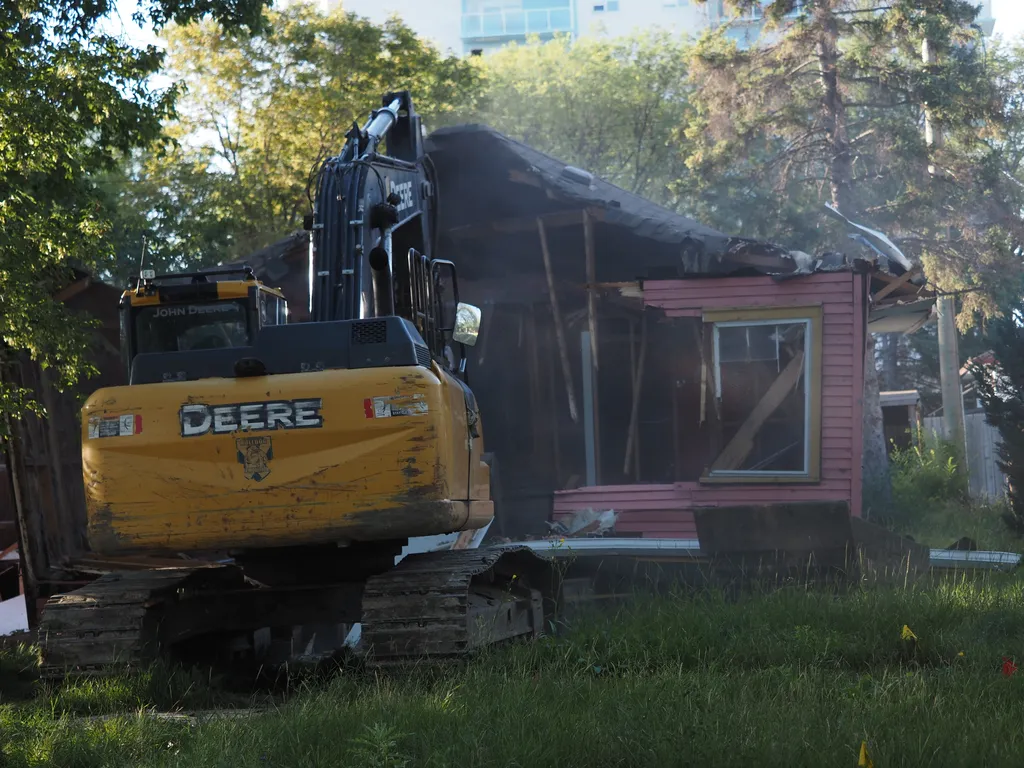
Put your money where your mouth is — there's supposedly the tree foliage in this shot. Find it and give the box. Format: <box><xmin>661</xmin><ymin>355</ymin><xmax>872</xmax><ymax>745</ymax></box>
<box><xmin>681</xmin><ymin>0</ymin><xmax>1024</xmax><ymax>500</ymax></box>
<box><xmin>470</xmin><ymin>31</ymin><xmax>692</xmax><ymax>205</ymax></box>
<box><xmin>102</xmin><ymin>6</ymin><xmax>481</xmax><ymax>281</ymax></box>
<box><xmin>969</xmin><ymin>309</ymin><xmax>1024</xmax><ymax>534</ymax></box>
<box><xmin>0</xmin><ymin>0</ymin><xmax>269</xmax><ymax>421</ymax></box>
<box><xmin>685</xmin><ymin>0</ymin><xmax>1024</xmax><ymax>321</ymax></box>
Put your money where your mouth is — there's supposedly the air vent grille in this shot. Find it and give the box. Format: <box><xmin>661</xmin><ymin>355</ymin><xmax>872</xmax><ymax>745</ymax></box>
<box><xmin>415</xmin><ymin>345</ymin><xmax>432</xmax><ymax>368</ymax></box>
<box><xmin>352</xmin><ymin>320</ymin><xmax>387</xmax><ymax>345</ymax></box>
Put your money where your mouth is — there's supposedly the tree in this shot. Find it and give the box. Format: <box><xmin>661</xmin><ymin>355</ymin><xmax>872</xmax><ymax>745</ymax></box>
<box><xmin>683</xmin><ymin>0</ymin><xmax>1024</xmax><ymax>506</ymax></box>
<box><xmin>969</xmin><ymin>310</ymin><xmax>1024</xmax><ymax>534</ymax></box>
<box><xmin>470</xmin><ymin>31</ymin><xmax>693</xmax><ymax>205</ymax></box>
<box><xmin>107</xmin><ymin>6</ymin><xmax>481</xmax><ymax>274</ymax></box>
<box><xmin>0</xmin><ymin>0</ymin><xmax>270</xmax><ymax>423</ymax></box>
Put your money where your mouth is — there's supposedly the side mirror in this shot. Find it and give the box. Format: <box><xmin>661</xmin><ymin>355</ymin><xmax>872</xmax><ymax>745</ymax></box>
<box><xmin>453</xmin><ymin>303</ymin><xmax>482</xmax><ymax>346</ymax></box>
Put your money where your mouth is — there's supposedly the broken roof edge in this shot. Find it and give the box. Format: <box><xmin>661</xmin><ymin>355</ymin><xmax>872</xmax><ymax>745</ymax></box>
<box><xmin>427</xmin><ymin>124</ymin><xmax>923</xmax><ymax>282</ymax></box>
<box><xmin>427</xmin><ymin>123</ymin><xmax>791</xmax><ymax>256</ymax></box>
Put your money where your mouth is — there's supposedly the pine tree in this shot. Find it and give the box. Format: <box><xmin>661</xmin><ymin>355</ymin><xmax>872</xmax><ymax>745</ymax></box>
<box><xmin>685</xmin><ymin>0</ymin><xmax>1024</xmax><ymax>505</ymax></box>
<box><xmin>969</xmin><ymin>311</ymin><xmax>1024</xmax><ymax>534</ymax></box>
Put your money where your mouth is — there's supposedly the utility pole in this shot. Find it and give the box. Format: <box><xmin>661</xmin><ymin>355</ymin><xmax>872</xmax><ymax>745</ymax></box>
<box><xmin>922</xmin><ymin>33</ymin><xmax>968</xmax><ymax>471</ymax></box>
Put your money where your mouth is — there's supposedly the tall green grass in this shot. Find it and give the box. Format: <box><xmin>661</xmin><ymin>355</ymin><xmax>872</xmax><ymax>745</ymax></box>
<box><xmin>883</xmin><ymin>437</ymin><xmax>1019</xmax><ymax>551</ymax></box>
<box><xmin>4</xmin><ymin>574</ymin><xmax>1024</xmax><ymax>767</ymax></box>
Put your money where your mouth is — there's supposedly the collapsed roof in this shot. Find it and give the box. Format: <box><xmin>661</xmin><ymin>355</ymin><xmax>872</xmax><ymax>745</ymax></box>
<box><xmin>234</xmin><ymin>123</ymin><xmax>935</xmax><ymax>331</ymax></box>
<box><xmin>427</xmin><ymin>124</ymin><xmax>890</xmax><ymax>279</ymax></box>
<box><xmin>424</xmin><ymin>124</ymin><xmax>934</xmax><ymax>331</ymax></box>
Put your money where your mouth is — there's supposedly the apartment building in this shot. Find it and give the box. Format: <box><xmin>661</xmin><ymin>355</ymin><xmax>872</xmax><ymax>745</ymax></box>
<box><xmin>329</xmin><ymin>1</ymin><xmax>996</xmax><ymax>55</ymax></box>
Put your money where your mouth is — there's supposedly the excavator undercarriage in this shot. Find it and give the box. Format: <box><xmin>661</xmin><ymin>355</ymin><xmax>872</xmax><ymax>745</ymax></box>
<box><xmin>38</xmin><ymin>545</ymin><xmax>559</xmax><ymax>678</ymax></box>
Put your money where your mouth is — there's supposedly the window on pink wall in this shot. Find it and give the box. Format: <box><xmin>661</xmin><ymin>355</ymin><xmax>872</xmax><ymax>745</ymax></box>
<box><xmin>701</xmin><ymin>305</ymin><xmax>823</xmax><ymax>483</ymax></box>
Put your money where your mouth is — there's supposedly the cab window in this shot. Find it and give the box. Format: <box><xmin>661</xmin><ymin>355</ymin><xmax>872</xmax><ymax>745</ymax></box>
<box><xmin>133</xmin><ymin>300</ymin><xmax>251</xmax><ymax>354</ymax></box>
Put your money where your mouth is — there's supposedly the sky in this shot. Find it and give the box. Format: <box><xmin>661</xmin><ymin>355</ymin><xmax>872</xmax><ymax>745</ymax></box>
<box><xmin>993</xmin><ymin>0</ymin><xmax>1024</xmax><ymax>40</ymax></box>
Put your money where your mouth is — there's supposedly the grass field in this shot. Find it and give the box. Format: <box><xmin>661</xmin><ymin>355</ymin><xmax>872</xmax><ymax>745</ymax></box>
<box><xmin>5</xmin><ymin>572</ymin><xmax>1024</xmax><ymax>767</ymax></box>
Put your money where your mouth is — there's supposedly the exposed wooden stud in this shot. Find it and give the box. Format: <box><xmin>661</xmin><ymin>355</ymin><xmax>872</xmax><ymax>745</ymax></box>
<box><xmin>629</xmin><ymin>320</ymin><xmax>638</xmax><ymax>479</ymax></box>
<box><xmin>583</xmin><ymin>209</ymin><xmax>598</xmax><ymax>370</ymax></box>
<box><xmin>525</xmin><ymin>310</ymin><xmax>544</xmax><ymax>460</ymax></box>
<box><xmin>672</xmin><ymin>366</ymin><xmax>681</xmax><ymax>482</ymax></box>
<box><xmin>871</xmin><ymin>267</ymin><xmax>920</xmax><ymax>303</ymax></box>
<box><xmin>546</xmin><ymin>314</ymin><xmax>563</xmax><ymax>486</ymax></box>
<box><xmin>583</xmin><ymin>209</ymin><xmax>601</xmax><ymax>483</ymax></box>
<box><xmin>538</xmin><ymin>217</ymin><xmax>579</xmax><ymax>423</ymax></box>
<box><xmin>623</xmin><ymin>314</ymin><xmax>648</xmax><ymax>477</ymax></box>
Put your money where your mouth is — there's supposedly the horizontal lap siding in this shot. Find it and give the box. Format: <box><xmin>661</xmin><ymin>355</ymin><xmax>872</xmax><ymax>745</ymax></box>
<box><xmin>552</xmin><ymin>273</ymin><xmax>862</xmax><ymax>540</ymax></box>
<box><xmin>553</xmin><ymin>485</ymin><xmax>697</xmax><ymax>538</ymax></box>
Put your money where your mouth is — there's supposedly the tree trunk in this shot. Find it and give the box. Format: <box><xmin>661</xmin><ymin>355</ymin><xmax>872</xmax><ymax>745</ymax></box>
<box><xmin>862</xmin><ymin>333</ymin><xmax>891</xmax><ymax>517</ymax></box>
<box><xmin>815</xmin><ymin>1</ymin><xmax>854</xmax><ymax>215</ymax></box>
<box><xmin>813</xmin><ymin>2</ymin><xmax>891</xmax><ymax>512</ymax></box>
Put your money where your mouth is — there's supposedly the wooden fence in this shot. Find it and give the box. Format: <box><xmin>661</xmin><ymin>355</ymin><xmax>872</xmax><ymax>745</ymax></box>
<box><xmin>923</xmin><ymin>409</ymin><xmax>1007</xmax><ymax>501</ymax></box>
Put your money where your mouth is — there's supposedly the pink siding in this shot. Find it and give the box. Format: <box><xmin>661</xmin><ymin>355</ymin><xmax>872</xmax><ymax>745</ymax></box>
<box><xmin>553</xmin><ymin>272</ymin><xmax>867</xmax><ymax>540</ymax></box>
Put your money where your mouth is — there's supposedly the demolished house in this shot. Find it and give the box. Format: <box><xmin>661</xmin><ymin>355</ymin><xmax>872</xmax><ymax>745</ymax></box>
<box><xmin>240</xmin><ymin>124</ymin><xmax>936</xmax><ymax>539</ymax></box>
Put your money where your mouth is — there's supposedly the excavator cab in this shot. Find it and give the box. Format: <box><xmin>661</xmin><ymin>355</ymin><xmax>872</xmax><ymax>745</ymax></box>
<box><xmin>118</xmin><ymin>266</ymin><xmax>287</xmax><ymax>378</ymax></box>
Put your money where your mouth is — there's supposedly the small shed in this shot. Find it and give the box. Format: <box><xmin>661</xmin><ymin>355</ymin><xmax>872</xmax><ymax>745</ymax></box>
<box><xmin>880</xmin><ymin>390</ymin><xmax>922</xmax><ymax>453</ymax></box>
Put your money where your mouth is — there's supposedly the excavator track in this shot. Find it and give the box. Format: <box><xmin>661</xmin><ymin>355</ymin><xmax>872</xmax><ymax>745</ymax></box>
<box><xmin>37</xmin><ymin>546</ymin><xmax>559</xmax><ymax>676</ymax></box>
<box><xmin>359</xmin><ymin>546</ymin><xmax>556</xmax><ymax>665</ymax></box>
<box><xmin>37</xmin><ymin>566</ymin><xmax>231</xmax><ymax>678</ymax></box>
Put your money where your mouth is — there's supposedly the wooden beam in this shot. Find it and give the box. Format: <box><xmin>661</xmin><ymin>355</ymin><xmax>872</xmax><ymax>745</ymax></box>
<box><xmin>623</xmin><ymin>314</ymin><xmax>648</xmax><ymax>476</ymax></box>
<box><xmin>872</xmin><ymin>268</ymin><xmax>920</xmax><ymax>303</ymax></box>
<box><xmin>583</xmin><ymin>209</ymin><xmax>600</xmax><ymax>482</ymax></box>
<box><xmin>547</xmin><ymin>321</ymin><xmax>563</xmax><ymax>486</ymax></box>
<box><xmin>583</xmin><ymin>210</ymin><xmax>598</xmax><ymax>371</ymax></box>
<box><xmin>708</xmin><ymin>350</ymin><xmax>806</xmax><ymax>473</ymax></box>
<box><xmin>538</xmin><ymin>218</ymin><xmax>579</xmax><ymax>423</ymax></box>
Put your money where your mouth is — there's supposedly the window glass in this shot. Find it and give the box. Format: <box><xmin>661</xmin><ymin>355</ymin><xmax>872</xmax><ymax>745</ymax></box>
<box><xmin>133</xmin><ymin>300</ymin><xmax>251</xmax><ymax>354</ymax></box>
<box><xmin>712</xmin><ymin>319</ymin><xmax>809</xmax><ymax>474</ymax></box>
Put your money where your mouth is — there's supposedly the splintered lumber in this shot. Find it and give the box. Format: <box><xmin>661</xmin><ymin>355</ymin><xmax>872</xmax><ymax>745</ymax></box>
<box><xmin>538</xmin><ymin>217</ymin><xmax>578</xmax><ymax>423</ymax></box>
<box><xmin>583</xmin><ymin>209</ymin><xmax>598</xmax><ymax>370</ymax></box>
<box><xmin>623</xmin><ymin>314</ymin><xmax>648</xmax><ymax>475</ymax></box>
<box><xmin>709</xmin><ymin>350</ymin><xmax>805</xmax><ymax>472</ymax></box>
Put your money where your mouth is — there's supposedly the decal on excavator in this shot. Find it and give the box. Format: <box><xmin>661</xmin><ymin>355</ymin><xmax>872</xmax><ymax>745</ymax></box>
<box><xmin>180</xmin><ymin>398</ymin><xmax>324</xmax><ymax>437</ymax></box>
<box><xmin>391</xmin><ymin>180</ymin><xmax>414</xmax><ymax>213</ymax></box>
<box><xmin>88</xmin><ymin>414</ymin><xmax>142</xmax><ymax>439</ymax></box>
<box><xmin>363</xmin><ymin>394</ymin><xmax>428</xmax><ymax>419</ymax></box>
<box><xmin>236</xmin><ymin>436</ymin><xmax>273</xmax><ymax>481</ymax></box>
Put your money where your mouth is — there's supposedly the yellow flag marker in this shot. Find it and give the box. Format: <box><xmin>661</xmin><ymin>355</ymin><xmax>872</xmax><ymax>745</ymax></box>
<box><xmin>901</xmin><ymin>625</ymin><xmax>917</xmax><ymax>641</ymax></box>
<box><xmin>858</xmin><ymin>740</ymin><xmax>875</xmax><ymax>768</ymax></box>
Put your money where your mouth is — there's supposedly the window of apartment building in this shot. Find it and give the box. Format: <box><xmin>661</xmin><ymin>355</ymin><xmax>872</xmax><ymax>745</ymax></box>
<box><xmin>702</xmin><ymin>306</ymin><xmax>822</xmax><ymax>482</ymax></box>
<box><xmin>739</xmin><ymin>0</ymin><xmax>804</xmax><ymax>20</ymax></box>
<box><xmin>594</xmin><ymin>1</ymin><xmax>619</xmax><ymax>10</ymax></box>
<box><xmin>462</xmin><ymin>0</ymin><xmax>571</xmax><ymax>37</ymax></box>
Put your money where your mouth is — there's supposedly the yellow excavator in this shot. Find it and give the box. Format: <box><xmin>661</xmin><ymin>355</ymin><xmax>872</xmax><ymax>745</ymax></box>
<box><xmin>38</xmin><ymin>92</ymin><xmax>553</xmax><ymax>674</ymax></box>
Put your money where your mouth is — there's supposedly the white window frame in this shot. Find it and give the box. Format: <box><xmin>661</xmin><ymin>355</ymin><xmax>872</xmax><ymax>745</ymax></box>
<box><xmin>704</xmin><ymin>307</ymin><xmax>822</xmax><ymax>483</ymax></box>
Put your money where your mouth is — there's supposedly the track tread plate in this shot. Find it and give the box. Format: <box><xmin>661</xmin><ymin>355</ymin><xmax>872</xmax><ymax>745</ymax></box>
<box><xmin>360</xmin><ymin>545</ymin><xmax>551</xmax><ymax>665</ymax></box>
<box><xmin>38</xmin><ymin>566</ymin><xmax>229</xmax><ymax>678</ymax></box>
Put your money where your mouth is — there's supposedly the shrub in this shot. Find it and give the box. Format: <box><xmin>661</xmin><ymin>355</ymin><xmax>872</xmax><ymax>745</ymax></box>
<box><xmin>889</xmin><ymin>438</ymin><xmax>969</xmax><ymax>518</ymax></box>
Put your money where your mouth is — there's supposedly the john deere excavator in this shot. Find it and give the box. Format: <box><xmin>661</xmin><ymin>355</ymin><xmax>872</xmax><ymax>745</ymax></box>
<box><xmin>37</xmin><ymin>92</ymin><xmax>554</xmax><ymax>675</ymax></box>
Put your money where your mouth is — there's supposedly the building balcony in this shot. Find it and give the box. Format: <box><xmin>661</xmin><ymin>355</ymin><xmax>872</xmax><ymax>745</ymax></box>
<box><xmin>461</xmin><ymin>6</ymin><xmax>572</xmax><ymax>42</ymax></box>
